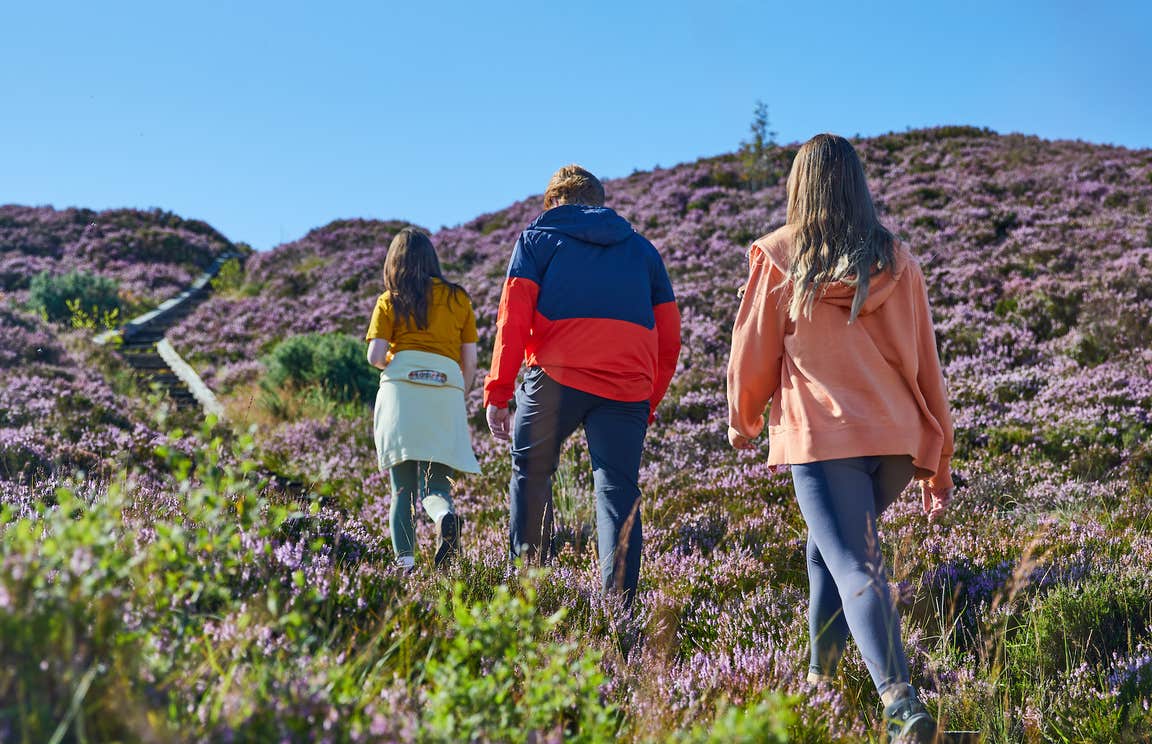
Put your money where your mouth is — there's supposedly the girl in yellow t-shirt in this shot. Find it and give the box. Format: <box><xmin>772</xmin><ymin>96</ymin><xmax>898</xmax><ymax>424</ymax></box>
<box><xmin>365</xmin><ymin>227</ymin><xmax>480</xmax><ymax>570</ymax></box>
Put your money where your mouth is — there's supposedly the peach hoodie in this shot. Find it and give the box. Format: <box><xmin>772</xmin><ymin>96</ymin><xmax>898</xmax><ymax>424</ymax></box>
<box><xmin>726</xmin><ymin>225</ymin><xmax>954</xmax><ymax>490</ymax></box>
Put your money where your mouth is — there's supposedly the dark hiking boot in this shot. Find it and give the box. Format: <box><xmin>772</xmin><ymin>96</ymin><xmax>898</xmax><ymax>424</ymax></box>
<box><xmin>434</xmin><ymin>513</ymin><xmax>461</xmax><ymax>569</ymax></box>
<box><xmin>884</xmin><ymin>690</ymin><xmax>937</xmax><ymax>743</ymax></box>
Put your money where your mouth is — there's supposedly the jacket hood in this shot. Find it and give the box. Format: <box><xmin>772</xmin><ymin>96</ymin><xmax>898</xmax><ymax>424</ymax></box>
<box><xmin>528</xmin><ymin>205</ymin><xmax>635</xmax><ymax>246</ymax></box>
<box><xmin>754</xmin><ymin>226</ymin><xmax>910</xmax><ymax>317</ymax></box>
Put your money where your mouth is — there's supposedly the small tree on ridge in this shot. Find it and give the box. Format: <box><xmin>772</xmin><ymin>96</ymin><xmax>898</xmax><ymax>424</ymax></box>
<box><xmin>740</xmin><ymin>100</ymin><xmax>780</xmax><ymax>190</ymax></box>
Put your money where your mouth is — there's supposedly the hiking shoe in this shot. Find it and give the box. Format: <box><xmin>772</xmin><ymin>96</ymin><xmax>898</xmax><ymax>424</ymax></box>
<box><xmin>884</xmin><ymin>690</ymin><xmax>937</xmax><ymax>743</ymax></box>
<box><xmin>434</xmin><ymin>513</ymin><xmax>461</xmax><ymax>569</ymax></box>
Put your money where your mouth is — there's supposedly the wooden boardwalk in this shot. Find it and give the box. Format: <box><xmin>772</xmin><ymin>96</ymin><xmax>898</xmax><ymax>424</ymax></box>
<box><xmin>96</xmin><ymin>251</ymin><xmax>241</xmax><ymax>418</ymax></box>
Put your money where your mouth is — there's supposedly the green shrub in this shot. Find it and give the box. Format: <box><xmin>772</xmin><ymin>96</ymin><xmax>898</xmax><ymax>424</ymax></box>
<box><xmin>1010</xmin><ymin>289</ymin><xmax>1082</xmax><ymax>342</ymax></box>
<box><xmin>0</xmin><ymin>426</ymin><xmax>299</xmax><ymax>741</ymax></box>
<box><xmin>1103</xmin><ymin>190</ymin><xmax>1130</xmax><ymax>208</ymax></box>
<box><xmin>669</xmin><ymin>693</ymin><xmax>797</xmax><ymax>744</ymax></box>
<box><xmin>985</xmin><ymin>425</ymin><xmax>1036</xmax><ymax>455</ymax></box>
<box><xmin>477</xmin><ymin>212</ymin><xmax>510</xmax><ymax>235</ymax></box>
<box><xmin>1007</xmin><ymin>573</ymin><xmax>1152</xmax><ymax>682</ymax></box>
<box><xmin>423</xmin><ymin>578</ymin><xmax>618</xmax><ymax>743</ymax></box>
<box><xmin>1045</xmin><ymin>644</ymin><xmax>1152</xmax><ymax>742</ymax></box>
<box><xmin>27</xmin><ymin>270</ymin><xmax>121</xmax><ymax>324</ymax></box>
<box><xmin>0</xmin><ymin>484</ymin><xmax>143</xmax><ymax>741</ymax></box>
<box><xmin>209</xmin><ymin>257</ymin><xmax>245</xmax><ymax>294</ymax></box>
<box><xmin>0</xmin><ymin>425</ymin><xmax>629</xmax><ymax>742</ymax></box>
<box><xmin>263</xmin><ymin>332</ymin><xmax>378</xmax><ymax>404</ymax></box>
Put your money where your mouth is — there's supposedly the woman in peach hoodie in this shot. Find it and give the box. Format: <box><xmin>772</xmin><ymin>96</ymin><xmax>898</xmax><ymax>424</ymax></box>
<box><xmin>726</xmin><ymin>134</ymin><xmax>954</xmax><ymax>743</ymax></box>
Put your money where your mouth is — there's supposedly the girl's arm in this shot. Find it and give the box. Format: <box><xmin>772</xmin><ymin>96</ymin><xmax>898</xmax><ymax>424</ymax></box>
<box><xmin>726</xmin><ymin>246</ymin><xmax>787</xmax><ymax>440</ymax></box>
<box><xmin>366</xmin><ymin>339</ymin><xmax>390</xmax><ymax>369</ymax></box>
<box><xmin>910</xmin><ymin>263</ymin><xmax>955</xmax><ymax>492</ymax></box>
<box><xmin>365</xmin><ymin>294</ymin><xmax>393</xmax><ymax>370</ymax></box>
<box><xmin>460</xmin><ymin>342</ymin><xmax>478</xmax><ymax>392</ymax></box>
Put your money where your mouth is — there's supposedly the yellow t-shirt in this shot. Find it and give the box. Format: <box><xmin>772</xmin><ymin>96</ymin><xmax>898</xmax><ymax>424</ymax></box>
<box><xmin>365</xmin><ymin>280</ymin><xmax>478</xmax><ymax>363</ymax></box>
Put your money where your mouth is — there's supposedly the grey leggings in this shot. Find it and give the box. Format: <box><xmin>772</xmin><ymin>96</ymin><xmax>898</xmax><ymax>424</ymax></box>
<box><xmin>389</xmin><ymin>460</ymin><xmax>455</xmax><ymax>558</ymax></box>
<box><xmin>791</xmin><ymin>455</ymin><xmax>915</xmax><ymax>695</ymax></box>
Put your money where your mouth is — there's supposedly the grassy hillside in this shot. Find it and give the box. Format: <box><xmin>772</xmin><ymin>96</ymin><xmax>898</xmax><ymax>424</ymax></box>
<box><xmin>2</xmin><ymin>127</ymin><xmax>1152</xmax><ymax>741</ymax></box>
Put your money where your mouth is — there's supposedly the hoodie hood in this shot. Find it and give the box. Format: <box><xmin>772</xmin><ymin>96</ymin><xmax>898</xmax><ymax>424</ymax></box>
<box><xmin>816</xmin><ymin>255</ymin><xmax>907</xmax><ymax>316</ymax></box>
<box><xmin>754</xmin><ymin>226</ymin><xmax>910</xmax><ymax>317</ymax></box>
<box><xmin>527</xmin><ymin>204</ymin><xmax>635</xmax><ymax>247</ymax></box>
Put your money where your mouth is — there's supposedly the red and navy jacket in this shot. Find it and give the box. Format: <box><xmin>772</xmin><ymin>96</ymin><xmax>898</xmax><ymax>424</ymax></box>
<box><xmin>483</xmin><ymin>204</ymin><xmax>681</xmax><ymax>415</ymax></box>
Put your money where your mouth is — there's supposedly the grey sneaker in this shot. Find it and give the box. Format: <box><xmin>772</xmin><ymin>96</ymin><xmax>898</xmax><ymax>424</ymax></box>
<box><xmin>434</xmin><ymin>513</ymin><xmax>461</xmax><ymax>569</ymax></box>
<box><xmin>884</xmin><ymin>690</ymin><xmax>936</xmax><ymax>743</ymax></box>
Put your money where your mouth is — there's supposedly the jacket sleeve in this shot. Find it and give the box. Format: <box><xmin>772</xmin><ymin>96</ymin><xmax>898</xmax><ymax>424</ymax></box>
<box><xmin>727</xmin><ymin>246</ymin><xmax>787</xmax><ymax>439</ymax></box>
<box><xmin>483</xmin><ymin>234</ymin><xmax>540</xmax><ymax>408</ymax></box>
<box><xmin>910</xmin><ymin>263</ymin><xmax>955</xmax><ymax>490</ymax></box>
<box><xmin>649</xmin><ymin>251</ymin><xmax>681</xmax><ymax>418</ymax></box>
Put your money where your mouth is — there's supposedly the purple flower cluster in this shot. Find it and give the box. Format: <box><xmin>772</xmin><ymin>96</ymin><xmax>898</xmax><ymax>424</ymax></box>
<box><xmin>0</xmin><ymin>304</ymin><xmax>168</xmax><ymax>481</ymax></box>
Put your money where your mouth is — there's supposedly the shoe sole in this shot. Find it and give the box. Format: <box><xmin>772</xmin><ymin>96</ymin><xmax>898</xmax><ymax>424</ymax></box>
<box><xmin>435</xmin><ymin>513</ymin><xmax>460</xmax><ymax>568</ymax></box>
<box><xmin>890</xmin><ymin>716</ymin><xmax>937</xmax><ymax>744</ymax></box>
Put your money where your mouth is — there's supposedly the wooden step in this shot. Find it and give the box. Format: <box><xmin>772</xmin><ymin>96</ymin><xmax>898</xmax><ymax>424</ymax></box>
<box><xmin>124</xmin><ymin>356</ymin><xmax>168</xmax><ymax>371</ymax></box>
<box><xmin>122</xmin><ymin>330</ymin><xmax>166</xmax><ymax>344</ymax></box>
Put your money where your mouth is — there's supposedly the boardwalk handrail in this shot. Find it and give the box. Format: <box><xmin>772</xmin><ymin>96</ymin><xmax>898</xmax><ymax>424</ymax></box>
<box><xmin>156</xmin><ymin>338</ymin><xmax>226</xmax><ymax>421</ymax></box>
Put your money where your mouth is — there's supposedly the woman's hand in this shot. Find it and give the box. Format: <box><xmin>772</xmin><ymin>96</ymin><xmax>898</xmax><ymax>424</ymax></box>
<box><xmin>921</xmin><ymin>482</ymin><xmax>954</xmax><ymax>522</ymax></box>
<box><xmin>487</xmin><ymin>404</ymin><xmax>511</xmax><ymax>441</ymax></box>
<box><xmin>728</xmin><ymin>426</ymin><xmax>754</xmax><ymax>450</ymax></box>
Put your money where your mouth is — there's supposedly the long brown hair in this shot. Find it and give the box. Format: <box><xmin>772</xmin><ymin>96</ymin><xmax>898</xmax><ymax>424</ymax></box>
<box><xmin>785</xmin><ymin>133</ymin><xmax>895</xmax><ymax>323</ymax></box>
<box><xmin>382</xmin><ymin>227</ymin><xmax>465</xmax><ymax>330</ymax></box>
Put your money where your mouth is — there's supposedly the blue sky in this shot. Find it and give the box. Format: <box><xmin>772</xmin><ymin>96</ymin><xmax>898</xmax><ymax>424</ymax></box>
<box><xmin>2</xmin><ymin>0</ymin><xmax>1149</xmax><ymax>250</ymax></box>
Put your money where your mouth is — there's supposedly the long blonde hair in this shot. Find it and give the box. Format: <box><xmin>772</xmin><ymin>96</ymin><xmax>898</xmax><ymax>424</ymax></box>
<box><xmin>785</xmin><ymin>133</ymin><xmax>895</xmax><ymax>323</ymax></box>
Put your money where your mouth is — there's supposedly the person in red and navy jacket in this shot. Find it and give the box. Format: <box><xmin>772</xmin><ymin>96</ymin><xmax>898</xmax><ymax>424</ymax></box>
<box><xmin>484</xmin><ymin>164</ymin><xmax>681</xmax><ymax>603</ymax></box>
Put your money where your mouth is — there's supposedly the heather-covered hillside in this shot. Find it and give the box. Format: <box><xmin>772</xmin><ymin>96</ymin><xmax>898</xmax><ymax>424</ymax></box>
<box><xmin>0</xmin><ymin>305</ymin><xmax>169</xmax><ymax>485</ymax></box>
<box><xmin>0</xmin><ymin>206</ymin><xmax>243</xmax><ymax>487</ymax></box>
<box><xmin>0</xmin><ymin>205</ymin><xmax>239</xmax><ymax>307</ymax></box>
<box><xmin>4</xmin><ymin>128</ymin><xmax>1152</xmax><ymax>741</ymax></box>
<box><xmin>174</xmin><ymin>126</ymin><xmax>1152</xmax><ymax>504</ymax></box>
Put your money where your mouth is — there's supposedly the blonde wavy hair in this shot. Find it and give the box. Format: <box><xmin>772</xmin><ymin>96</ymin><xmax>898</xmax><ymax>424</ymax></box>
<box><xmin>785</xmin><ymin>133</ymin><xmax>895</xmax><ymax>323</ymax></box>
<box><xmin>544</xmin><ymin>165</ymin><xmax>605</xmax><ymax>209</ymax></box>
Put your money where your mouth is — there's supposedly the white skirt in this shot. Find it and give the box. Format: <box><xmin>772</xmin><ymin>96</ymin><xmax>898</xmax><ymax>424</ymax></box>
<box><xmin>372</xmin><ymin>350</ymin><xmax>481</xmax><ymax>474</ymax></box>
